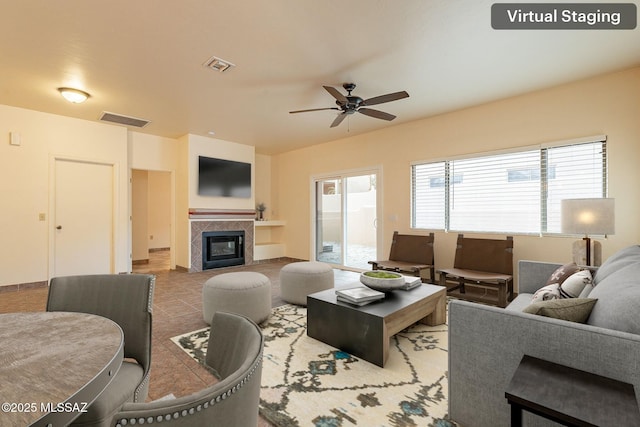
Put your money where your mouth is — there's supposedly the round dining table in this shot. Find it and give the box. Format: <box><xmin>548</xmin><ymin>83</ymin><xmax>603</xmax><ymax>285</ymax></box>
<box><xmin>0</xmin><ymin>311</ymin><xmax>124</xmax><ymax>427</ymax></box>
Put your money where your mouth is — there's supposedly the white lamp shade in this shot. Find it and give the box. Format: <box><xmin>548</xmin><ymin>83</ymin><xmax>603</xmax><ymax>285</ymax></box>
<box><xmin>561</xmin><ymin>198</ymin><xmax>615</xmax><ymax>236</ymax></box>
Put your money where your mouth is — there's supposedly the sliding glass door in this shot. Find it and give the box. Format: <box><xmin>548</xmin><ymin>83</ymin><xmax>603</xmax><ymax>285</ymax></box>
<box><xmin>315</xmin><ymin>171</ymin><xmax>379</xmax><ymax>270</ymax></box>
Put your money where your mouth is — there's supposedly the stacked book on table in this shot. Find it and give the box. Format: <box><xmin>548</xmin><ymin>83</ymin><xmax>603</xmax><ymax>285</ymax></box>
<box><xmin>402</xmin><ymin>276</ymin><xmax>422</xmax><ymax>290</ymax></box>
<box><xmin>335</xmin><ymin>287</ymin><xmax>385</xmax><ymax>306</ymax></box>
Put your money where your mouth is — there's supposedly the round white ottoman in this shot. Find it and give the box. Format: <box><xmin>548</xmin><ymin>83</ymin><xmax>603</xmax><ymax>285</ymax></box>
<box><xmin>202</xmin><ymin>272</ymin><xmax>271</xmax><ymax>325</ymax></box>
<box><xmin>280</xmin><ymin>261</ymin><xmax>334</xmax><ymax>306</ymax></box>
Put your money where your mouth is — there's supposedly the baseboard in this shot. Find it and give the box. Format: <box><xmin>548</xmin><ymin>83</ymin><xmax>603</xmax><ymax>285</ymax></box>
<box><xmin>0</xmin><ymin>280</ymin><xmax>48</xmax><ymax>293</ymax></box>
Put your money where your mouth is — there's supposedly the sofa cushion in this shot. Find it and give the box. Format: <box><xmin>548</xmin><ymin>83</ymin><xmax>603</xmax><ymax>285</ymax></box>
<box><xmin>505</xmin><ymin>293</ymin><xmax>534</xmax><ymax>312</ymax></box>
<box><xmin>587</xmin><ymin>277</ymin><xmax>640</xmax><ymax>334</ymax></box>
<box><xmin>593</xmin><ymin>245</ymin><xmax>640</xmax><ymax>285</ymax></box>
<box><xmin>585</xmin><ymin>245</ymin><xmax>640</xmax><ymax>334</ymax></box>
<box><xmin>559</xmin><ymin>270</ymin><xmax>592</xmax><ymax>298</ymax></box>
<box><xmin>523</xmin><ymin>298</ymin><xmax>597</xmax><ymax>323</ymax></box>
<box><xmin>531</xmin><ymin>283</ymin><xmax>560</xmax><ymax>302</ymax></box>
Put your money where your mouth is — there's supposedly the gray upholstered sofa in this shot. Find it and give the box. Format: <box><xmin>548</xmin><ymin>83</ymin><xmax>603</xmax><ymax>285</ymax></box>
<box><xmin>448</xmin><ymin>245</ymin><xmax>640</xmax><ymax>426</ymax></box>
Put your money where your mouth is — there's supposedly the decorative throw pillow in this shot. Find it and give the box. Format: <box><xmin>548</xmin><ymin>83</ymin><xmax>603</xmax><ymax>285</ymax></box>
<box><xmin>522</xmin><ymin>298</ymin><xmax>597</xmax><ymax>323</ymax></box>
<box><xmin>545</xmin><ymin>262</ymin><xmax>580</xmax><ymax>287</ymax></box>
<box><xmin>531</xmin><ymin>283</ymin><xmax>561</xmax><ymax>303</ymax></box>
<box><xmin>559</xmin><ymin>269</ymin><xmax>592</xmax><ymax>298</ymax></box>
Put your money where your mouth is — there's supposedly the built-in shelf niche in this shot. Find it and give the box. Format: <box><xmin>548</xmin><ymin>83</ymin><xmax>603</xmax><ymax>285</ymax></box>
<box><xmin>254</xmin><ymin>220</ymin><xmax>286</xmax><ymax>260</ymax></box>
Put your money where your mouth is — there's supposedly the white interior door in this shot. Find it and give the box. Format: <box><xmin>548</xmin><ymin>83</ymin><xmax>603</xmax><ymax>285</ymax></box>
<box><xmin>53</xmin><ymin>158</ymin><xmax>114</xmax><ymax>276</ymax></box>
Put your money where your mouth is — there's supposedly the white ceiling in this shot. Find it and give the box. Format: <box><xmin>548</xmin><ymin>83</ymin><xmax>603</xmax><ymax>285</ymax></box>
<box><xmin>1</xmin><ymin>1</ymin><xmax>639</xmax><ymax>154</ymax></box>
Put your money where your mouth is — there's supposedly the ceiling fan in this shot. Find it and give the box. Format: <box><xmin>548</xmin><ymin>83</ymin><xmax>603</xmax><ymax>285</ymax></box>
<box><xmin>290</xmin><ymin>83</ymin><xmax>409</xmax><ymax>128</ymax></box>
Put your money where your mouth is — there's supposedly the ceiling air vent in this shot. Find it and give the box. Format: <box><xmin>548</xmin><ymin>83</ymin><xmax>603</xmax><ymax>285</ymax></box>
<box><xmin>99</xmin><ymin>112</ymin><xmax>151</xmax><ymax>128</ymax></box>
<box><xmin>203</xmin><ymin>55</ymin><xmax>235</xmax><ymax>73</ymax></box>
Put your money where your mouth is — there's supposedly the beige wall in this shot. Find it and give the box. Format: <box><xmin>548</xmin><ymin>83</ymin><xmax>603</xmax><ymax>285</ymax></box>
<box><xmin>1</xmin><ymin>67</ymin><xmax>637</xmax><ymax>287</ymax></box>
<box><xmin>0</xmin><ymin>104</ymin><xmax>129</xmax><ymax>286</ymax></box>
<box><xmin>274</xmin><ymin>67</ymin><xmax>640</xmax><ymax>285</ymax></box>
<box><xmin>131</xmin><ymin>169</ymin><xmax>149</xmax><ymax>261</ymax></box>
<box><xmin>0</xmin><ymin>108</ymin><xmax>264</xmax><ymax>285</ymax></box>
<box><xmin>129</xmin><ymin>132</ymin><xmax>179</xmax><ymax>268</ymax></box>
<box><xmin>255</xmin><ymin>154</ymin><xmax>274</xmax><ymax>219</ymax></box>
<box><xmin>129</xmin><ymin>133</ymin><xmax>259</xmax><ymax>270</ymax></box>
<box><xmin>147</xmin><ymin>171</ymin><xmax>172</xmax><ymax>250</ymax></box>
<box><xmin>131</xmin><ymin>169</ymin><xmax>171</xmax><ymax>262</ymax></box>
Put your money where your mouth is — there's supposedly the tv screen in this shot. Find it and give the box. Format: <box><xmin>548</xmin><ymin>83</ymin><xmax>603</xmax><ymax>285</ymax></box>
<box><xmin>198</xmin><ymin>156</ymin><xmax>251</xmax><ymax>198</ymax></box>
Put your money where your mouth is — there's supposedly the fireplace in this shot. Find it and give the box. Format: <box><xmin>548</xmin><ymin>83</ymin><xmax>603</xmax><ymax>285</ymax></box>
<box><xmin>202</xmin><ymin>230</ymin><xmax>245</xmax><ymax>270</ymax></box>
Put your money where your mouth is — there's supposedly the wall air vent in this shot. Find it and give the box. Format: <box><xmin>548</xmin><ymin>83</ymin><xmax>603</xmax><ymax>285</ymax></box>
<box><xmin>99</xmin><ymin>112</ymin><xmax>151</xmax><ymax>128</ymax></box>
<box><xmin>203</xmin><ymin>55</ymin><xmax>235</xmax><ymax>73</ymax></box>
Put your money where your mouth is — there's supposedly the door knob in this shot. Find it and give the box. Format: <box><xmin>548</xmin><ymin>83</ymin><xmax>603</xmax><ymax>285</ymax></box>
<box><xmin>56</xmin><ymin>225</ymin><xmax>62</xmax><ymax>230</ymax></box>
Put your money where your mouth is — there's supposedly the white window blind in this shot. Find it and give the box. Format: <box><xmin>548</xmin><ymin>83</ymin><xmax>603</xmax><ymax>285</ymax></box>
<box><xmin>544</xmin><ymin>141</ymin><xmax>607</xmax><ymax>233</ymax></box>
<box><xmin>411</xmin><ymin>139</ymin><xmax>606</xmax><ymax>234</ymax></box>
<box><xmin>412</xmin><ymin>161</ymin><xmax>446</xmax><ymax>229</ymax></box>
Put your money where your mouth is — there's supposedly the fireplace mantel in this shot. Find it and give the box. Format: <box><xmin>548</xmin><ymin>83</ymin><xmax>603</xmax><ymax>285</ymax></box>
<box><xmin>189</xmin><ymin>208</ymin><xmax>256</xmax><ymax>220</ymax></box>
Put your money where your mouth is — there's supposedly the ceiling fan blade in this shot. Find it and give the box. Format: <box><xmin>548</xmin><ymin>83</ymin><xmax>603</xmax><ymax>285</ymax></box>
<box><xmin>289</xmin><ymin>107</ymin><xmax>340</xmax><ymax>114</ymax></box>
<box><xmin>323</xmin><ymin>86</ymin><xmax>348</xmax><ymax>104</ymax></box>
<box><xmin>330</xmin><ymin>113</ymin><xmax>347</xmax><ymax>128</ymax></box>
<box><xmin>358</xmin><ymin>108</ymin><xmax>396</xmax><ymax>121</ymax></box>
<box><xmin>361</xmin><ymin>91</ymin><xmax>409</xmax><ymax>106</ymax></box>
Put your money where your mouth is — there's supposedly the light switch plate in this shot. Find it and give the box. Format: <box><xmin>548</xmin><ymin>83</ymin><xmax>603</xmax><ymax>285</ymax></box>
<box><xmin>10</xmin><ymin>132</ymin><xmax>21</xmax><ymax>146</ymax></box>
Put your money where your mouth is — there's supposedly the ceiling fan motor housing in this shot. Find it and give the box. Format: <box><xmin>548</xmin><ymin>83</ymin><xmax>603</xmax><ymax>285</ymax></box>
<box><xmin>336</xmin><ymin>96</ymin><xmax>363</xmax><ymax>111</ymax></box>
<box><xmin>289</xmin><ymin>82</ymin><xmax>409</xmax><ymax>127</ymax></box>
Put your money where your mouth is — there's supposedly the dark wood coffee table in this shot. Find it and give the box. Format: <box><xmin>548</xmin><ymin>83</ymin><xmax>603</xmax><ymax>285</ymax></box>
<box><xmin>306</xmin><ymin>283</ymin><xmax>446</xmax><ymax>367</ymax></box>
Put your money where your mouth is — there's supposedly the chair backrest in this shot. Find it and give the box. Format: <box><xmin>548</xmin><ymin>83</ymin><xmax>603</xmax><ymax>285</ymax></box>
<box><xmin>47</xmin><ymin>274</ymin><xmax>155</xmax><ymax>399</ymax></box>
<box><xmin>111</xmin><ymin>312</ymin><xmax>264</xmax><ymax>427</ymax></box>
<box><xmin>388</xmin><ymin>231</ymin><xmax>435</xmax><ymax>265</ymax></box>
<box><xmin>453</xmin><ymin>234</ymin><xmax>514</xmax><ymax>275</ymax></box>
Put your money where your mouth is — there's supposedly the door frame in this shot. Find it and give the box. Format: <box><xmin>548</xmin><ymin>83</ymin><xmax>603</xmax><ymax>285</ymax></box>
<box><xmin>129</xmin><ymin>168</ymin><xmax>176</xmax><ymax>271</ymax></box>
<box><xmin>48</xmin><ymin>155</ymin><xmax>118</xmax><ymax>279</ymax></box>
<box><xmin>310</xmin><ymin>165</ymin><xmax>384</xmax><ymax>271</ymax></box>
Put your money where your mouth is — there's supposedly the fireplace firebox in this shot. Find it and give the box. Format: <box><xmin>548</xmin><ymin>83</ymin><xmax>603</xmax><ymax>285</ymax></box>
<box><xmin>202</xmin><ymin>230</ymin><xmax>245</xmax><ymax>270</ymax></box>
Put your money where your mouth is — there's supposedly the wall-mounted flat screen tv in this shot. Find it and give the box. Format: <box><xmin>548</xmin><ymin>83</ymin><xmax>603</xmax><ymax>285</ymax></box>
<box><xmin>198</xmin><ymin>156</ymin><xmax>251</xmax><ymax>198</ymax></box>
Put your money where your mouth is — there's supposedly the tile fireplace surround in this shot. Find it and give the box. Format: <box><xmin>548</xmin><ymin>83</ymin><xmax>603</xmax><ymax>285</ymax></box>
<box><xmin>189</xmin><ymin>210</ymin><xmax>255</xmax><ymax>273</ymax></box>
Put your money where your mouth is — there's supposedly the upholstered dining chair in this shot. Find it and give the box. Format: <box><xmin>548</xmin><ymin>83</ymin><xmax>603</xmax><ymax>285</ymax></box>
<box><xmin>46</xmin><ymin>273</ymin><xmax>155</xmax><ymax>427</ymax></box>
<box><xmin>110</xmin><ymin>311</ymin><xmax>264</xmax><ymax>427</ymax></box>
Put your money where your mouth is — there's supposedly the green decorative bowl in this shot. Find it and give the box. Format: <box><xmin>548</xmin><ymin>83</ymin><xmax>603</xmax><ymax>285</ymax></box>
<box><xmin>360</xmin><ymin>271</ymin><xmax>405</xmax><ymax>292</ymax></box>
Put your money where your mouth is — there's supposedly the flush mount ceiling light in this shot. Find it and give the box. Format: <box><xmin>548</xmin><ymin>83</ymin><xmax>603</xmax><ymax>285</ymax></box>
<box><xmin>203</xmin><ymin>56</ymin><xmax>235</xmax><ymax>73</ymax></box>
<box><xmin>58</xmin><ymin>87</ymin><xmax>90</xmax><ymax>103</ymax></box>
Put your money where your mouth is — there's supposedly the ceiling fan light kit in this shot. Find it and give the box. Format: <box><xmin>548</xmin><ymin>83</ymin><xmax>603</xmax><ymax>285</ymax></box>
<box><xmin>290</xmin><ymin>83</ymin><xmax>409</xmax><ymax>128</ymax></box>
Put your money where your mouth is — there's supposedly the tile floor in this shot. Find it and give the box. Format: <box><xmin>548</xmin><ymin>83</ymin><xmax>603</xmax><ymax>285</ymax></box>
<box><xmin>0</xmin><ymin>250</ymin><xmax>362</xmax><ymax>427</ymax></box>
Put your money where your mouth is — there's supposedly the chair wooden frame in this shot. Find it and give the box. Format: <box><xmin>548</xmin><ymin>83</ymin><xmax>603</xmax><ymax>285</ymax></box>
<box><xmin>438</xmin><ymin>234</ymin><xmax>514</xmax><ymax>307</ymax></box>
<box><xmin>368</xmin><ymin>231</ymin><xmax>435</xmax><ymax>283</ymax></box>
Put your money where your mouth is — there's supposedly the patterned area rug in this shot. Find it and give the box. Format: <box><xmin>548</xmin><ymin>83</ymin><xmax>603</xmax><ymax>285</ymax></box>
<box><xmin>171</xmin><ymin>304</ymin><xmax>454</xmax><ymax>427</ymax></box>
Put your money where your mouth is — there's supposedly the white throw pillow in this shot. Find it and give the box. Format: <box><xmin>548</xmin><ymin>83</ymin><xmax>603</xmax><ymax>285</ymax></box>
<box><xmin>559</xmin><ymin>270</ymin><xmax>592</xmax><ymax>298</ymax></box>
<box><xmin>532</xmin><ymin>283</ymin><xmax>561</xmax><ymax>302</ymax></box>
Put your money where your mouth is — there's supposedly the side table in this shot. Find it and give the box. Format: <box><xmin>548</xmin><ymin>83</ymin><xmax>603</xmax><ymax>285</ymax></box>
<box><xmin>505</xmin><ymin>355</ymin><xmax>640</xmax><ymax>427</ymax></box>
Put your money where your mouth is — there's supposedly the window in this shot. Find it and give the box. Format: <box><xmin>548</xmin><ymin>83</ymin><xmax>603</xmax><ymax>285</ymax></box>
<box><xmin>411</xmin><ymin>139</ymin><xmax>606</xmax><ymax>234</ymax></box>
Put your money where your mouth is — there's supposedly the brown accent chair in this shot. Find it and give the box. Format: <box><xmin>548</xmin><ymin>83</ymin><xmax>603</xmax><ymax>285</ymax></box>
<box><xmin>438</xmin><ymin>234</ymin><xmax>514</xmax><ymax>307</ymax></box>
<box><xmin>368</xmin><ymin>231</ymin><xmax>435</xmax><ymax>282</ymax></box>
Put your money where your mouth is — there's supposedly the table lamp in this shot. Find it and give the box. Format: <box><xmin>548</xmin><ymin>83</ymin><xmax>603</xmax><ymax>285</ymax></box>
<box><xmin>561</xmin><ymin>198</ymin><xmax>615</xmax><ymax>266</ymax></box>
